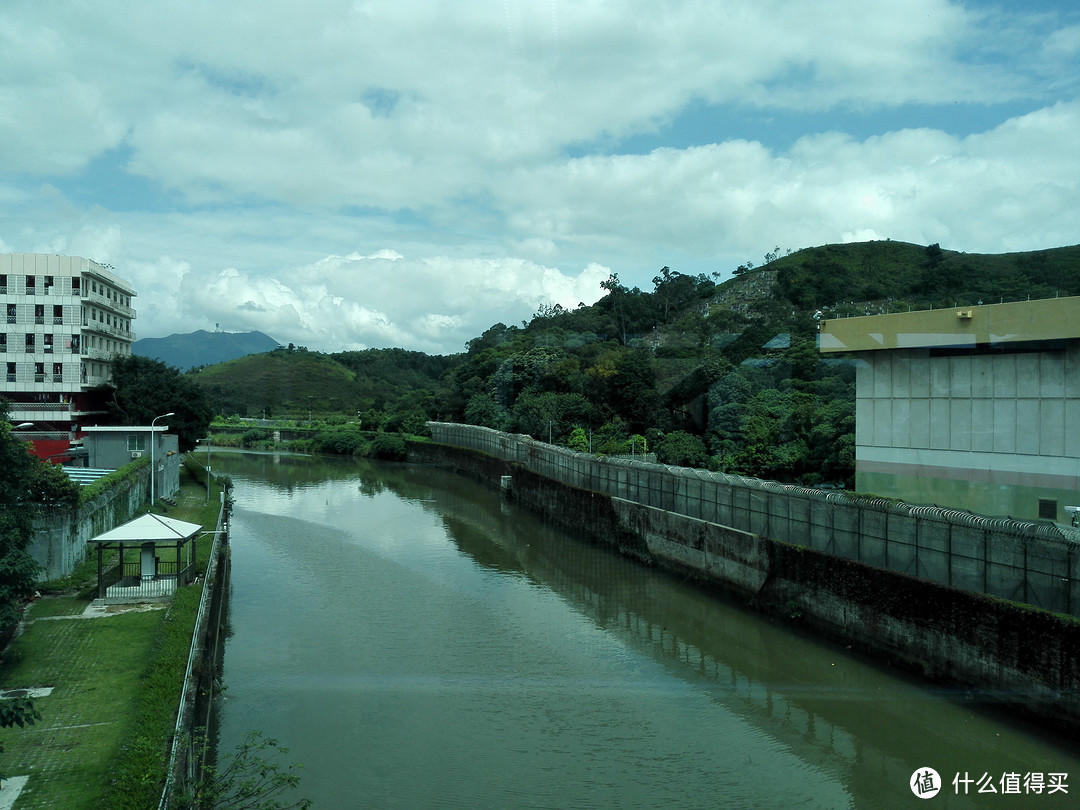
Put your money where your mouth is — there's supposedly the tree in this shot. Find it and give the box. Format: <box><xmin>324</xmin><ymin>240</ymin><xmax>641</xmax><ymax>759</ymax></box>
<box><xmin>567</xmin><ymin>426</ymin><xmax>589</xmax><ymax>452</ymax></box>
<box><xmin>655</xmin><ymin>431</ymin><xmax>709</xmax><ymax>468</ymax></box>
<box><xmin>104</xmin><ymin>355</ymin><xmax>213</xmax><ymax>451</ymax></box>
<box><xmin>1</xmin><ymin>694</ymin><xmax>41</xmax><ymax>783</ymax></box>
<box><xmin>0</xmin><ymin>401</ymin><xmax>79</xmax><ymax>630</ymax></box>
<box><xmin>183</xmin><ymin>731</ymin><xmax>311</xmax><ymax>810</ymax></box>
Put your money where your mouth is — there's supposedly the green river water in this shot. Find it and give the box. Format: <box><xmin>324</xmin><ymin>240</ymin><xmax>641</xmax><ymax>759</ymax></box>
<box><xmin>211</xmin><ymin>451</ymin><xmax>1080</xmax><ymax>809</ymax></box>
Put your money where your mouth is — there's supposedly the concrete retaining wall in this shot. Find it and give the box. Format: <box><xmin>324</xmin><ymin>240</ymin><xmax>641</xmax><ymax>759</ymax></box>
<box><xmin>30</xmin><ymin>454</ymin><xmax>184</xmax><ymax>582</ymax></box>
<box><xmin>408</xmin><ymin>437</ymin><xmax>1080</xmax><ymax>733</ymax></box>
<box><xmin>29</xmin><ymin>465</ymin><xmax>152</xmax><ymax>581</ymax></box>
<box><xmin>428</xmin><ymin>422</ymin><xmax>1080</xmax><ymax>617</ymax></box>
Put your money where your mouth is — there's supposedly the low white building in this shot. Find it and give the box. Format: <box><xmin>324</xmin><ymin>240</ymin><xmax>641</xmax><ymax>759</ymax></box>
<box><xmin>819</xmin><ymin>296</ymin><xmax>1080</xmax><ymax>523</ymax></box>
<box><xmin>82</xmin><ymin>425</ymin><xmax>180</xmax><ymax>500</ymax></box>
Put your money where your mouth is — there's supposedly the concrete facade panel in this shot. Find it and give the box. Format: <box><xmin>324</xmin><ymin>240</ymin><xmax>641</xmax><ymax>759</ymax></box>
<box><xmin>951</xmin><ymin>397</ymin><xmax>972</xmax><ymax>451</ymax></box>
<box><xmin>873</xmin><ymin>353</ymin><xmax>892</xmax><ymax>398</ymax></box>
<box><xmin>891</xmin><ymin>355</ymin><xmax>911</xmax><ymax>398</ymax></box>
<box><xmin>856</xmin><ymin>396</ymin><xmax>875</xmax><ymax>446</ymax></box>
<box><xmin>970</xmin><ymin>398</ymin><xmax>995</xmax><ymax>453</ymax></box>
<box><xmin>930</xmin><ymin>360</ymin><xmax>951</xmax><ymax>398</ymax></box>
<box><xmin>950</xmin><ymin>355</ymin><xmax>972</xmax><ymax>399</ymax></box>
<box><xmin>891</xmin><ymin>398</ymin><xmax>911</xmax><ymax>448</ymax></box>
<box><xmin>1066</xmin><ymin>399</ymin><xmax>1080</xmax><ymax>450</ymax></box>
<box><xmin>1016</xmin><ymin>357</ymin><xmax>1040</xmax><ymax>399</ymax></box>
<box><xmin>910</xmin><ymin>399</ymin><xmax>930</xmax><ymax>448</ymax></box>
<box><xmin>908</xmin><ymin>353</ymin><xmax>930</xmax><ymax>398</ymax></box>
<box><xmin>1041</xmin><ymin>352</ymin><xmax>1066</xmax><ymax>398</ymax></box>
<box><xmin>875</xmin><ymin>399</ymin><xmax>894</xmax><ymax>448</ymax></box>
<box><xmin>1040</xmin><ymin>400</ymin><xmax>1065</xmax><ymax>456</ymax></box>
<box><xmin>929</xmin><ymin>399</ymin><xmax>951</xmax><ymax>448</ymax></box>
<box><xmin>971</xmin><ymin>355</ymin><xmax>993</xmax><ymax>398</ymax></box>
<box><xmin>993</xmin><ymin>354</ymin><xmax>1017</xmax><ymax>398</ymax></box>
<box><xmin>1016</xmin><ymin>400</ymin><xmax>1040</xmax><ymax>455</ymax></box>
<box><xmin>993</xmin><ymin>399</ymin><xmax>1017</xmax><ymax>454</ymax></box>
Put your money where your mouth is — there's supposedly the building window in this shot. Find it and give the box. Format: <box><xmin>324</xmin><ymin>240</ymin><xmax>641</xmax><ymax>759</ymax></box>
<box><xmin>127</xmin><ymin>435</ymin><xmax>147</xmax><ymax>452</ymax></box>
<box><xmin>43</xmin><ymin>334</ymin><xmax>53</xmax><ymax>353</ymax></box>
<box><xmin>24</xmin><ymin>333</ymin><xmax>34</xmax><ymax>352</ymax></box>
<box><xmin>34</xmin><ymin>304</ymin><xmax>44</xmax><ymax>324</ymax></box>
<box><xmin>1039</xmin><ymin>499</ymin><xmax>1058</xmax><ymax>521</ymax></box>
<box><xmin>44</xmin><ymin>275</ymin><xmax>53</xmax><ymax>293</ymax></box>
<box><xmin>72</xmin><ymin>277</ymin><xmax>80</xmax><ymax>294</ymax></box>
<box><xmin>5</xmin><ymin>362</ymin><xmax>15</xmax><ymax>382</ymax></box>
<box><xmin>0</xmin><ymin>274</ymin><xmax>6</xmax><ymax>294</ymax></box>
<box><xmin>34</xmin><ymin>362</ymin><xmax>44</xmax><ymax>382</ymax></box>
<box><xmin>0</xmin><ymin>333</ymin><xmax>5</xmax><ymax>351</ymax></box>
<box><xmin>6</xmin><ymin>304</ymin><xmax>15</xmax><ymax>324</ymax></box>
<box><xmin>52</xmin><ymin>362</ymin><xmax>63</xmax><ymax>382</ymax></box>
<box><xmin>53</xmin><ymin>304</ymin><xmax>63</xmax><ymax>324</ymax></box>
<box><xmin>24</xmin><ymin>275</ymin><xmax>35</xmax><ymax>294</ymax></box>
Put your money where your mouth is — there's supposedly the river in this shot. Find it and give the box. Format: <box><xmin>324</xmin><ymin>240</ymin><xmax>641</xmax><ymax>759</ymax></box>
<box><xmin>211</xmin><ymin>451</ymin><xmax>1080</xmax><ymax>808</ymax></box>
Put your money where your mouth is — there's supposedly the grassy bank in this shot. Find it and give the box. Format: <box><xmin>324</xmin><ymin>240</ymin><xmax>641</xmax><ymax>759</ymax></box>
<box><xmin>0</xmin><ymin>465</ymin><xmax>225</xmax><ymax>809</ymax></box>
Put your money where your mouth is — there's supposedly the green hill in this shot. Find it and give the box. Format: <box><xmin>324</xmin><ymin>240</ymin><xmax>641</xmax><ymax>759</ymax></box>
<box><xmin>744</xmin><ymin>240</ymin><xmax>1080</xmax><ymax>313</ymax></box>
<box><xmin>191</xmin><ymin>240</ymin><xmax>1080</xmax><ymax>484</ymax></box>
<box><xmin>192</xmin><ymin>346</ymin><xmax>454</xmax><ymax>419</ymax></box>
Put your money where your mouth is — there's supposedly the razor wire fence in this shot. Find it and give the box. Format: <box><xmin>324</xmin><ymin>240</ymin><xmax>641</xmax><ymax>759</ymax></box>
<box><xmin>428</xmin><ymin>422</ymin><xmax>1080</xmax><ymax>617</ymax></box>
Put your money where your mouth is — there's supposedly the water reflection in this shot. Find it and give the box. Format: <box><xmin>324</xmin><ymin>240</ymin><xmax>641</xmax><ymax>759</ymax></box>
<box><xmin>214</xmin><ymin>451</ymin><xmax>1080</xmax><ymax>809</ymax></box>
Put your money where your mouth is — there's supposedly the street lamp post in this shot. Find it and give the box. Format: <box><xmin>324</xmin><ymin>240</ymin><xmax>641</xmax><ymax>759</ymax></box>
<box><xmin>197</xmin><ymin>438</ymin><xmax>211</xmax><ymax>503</ymax></box>
<box><xmin>150</xmin><ymin>412</ymin><xmax>175</xmax><ymax>505</ymax></box>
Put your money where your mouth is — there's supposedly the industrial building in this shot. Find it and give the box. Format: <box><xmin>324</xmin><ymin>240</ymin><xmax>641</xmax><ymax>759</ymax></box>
<box><xmin>819</xmin><ymin>296</ymin><xmax>1080</xmax><ymax>523</ymax></box>
<box><xmin>1</xmin><ymin>253</ymin><xmax>137</xmax><ymax>462</ymax></box>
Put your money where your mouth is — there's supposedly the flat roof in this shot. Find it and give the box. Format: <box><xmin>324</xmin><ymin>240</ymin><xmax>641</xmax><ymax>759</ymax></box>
<box><xmin>818</xmin><ymin>296</ymin><xmax>1080</xmax><ymax>353</ymax></box>
<box><xmin>82</xmin><ymin>425</ymin><xmax>171</xmax><ymax>433</ymax></box>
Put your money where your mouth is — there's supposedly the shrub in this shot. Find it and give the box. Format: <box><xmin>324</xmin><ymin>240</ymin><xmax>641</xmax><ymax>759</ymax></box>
<box><xmin>369</xmin><ymin>434</ymin><xmax>407</xmax><ymax>461</ymax></box>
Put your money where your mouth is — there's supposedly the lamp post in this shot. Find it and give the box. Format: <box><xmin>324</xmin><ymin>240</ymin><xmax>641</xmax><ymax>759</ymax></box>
<box><xmin>150</xmin><ymin>412</ymin><xmax>174</xmax><ymax>505</ymax></box>
<box><xmin>197</xmin><ymin>437</ymin><xmax>211</xmax><ymax>503</ymax></box>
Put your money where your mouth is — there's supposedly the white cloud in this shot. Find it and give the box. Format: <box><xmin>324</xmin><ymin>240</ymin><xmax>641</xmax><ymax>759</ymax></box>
<box><xmin>0</xmin><ymin>1</ymin><xmax>1077</xmax><ymax>353</ymax></box>
<box><xmin>155</xmin><ymin>251</ymin><xmax>611</xmax><ymax>354</ymax></box>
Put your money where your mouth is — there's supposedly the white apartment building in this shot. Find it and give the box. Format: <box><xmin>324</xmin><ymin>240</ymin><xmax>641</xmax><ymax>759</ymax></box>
<box><xmin>1</xmin><ymin>253</ymin><xmax>136</xmax><ymax>460</ymax></box>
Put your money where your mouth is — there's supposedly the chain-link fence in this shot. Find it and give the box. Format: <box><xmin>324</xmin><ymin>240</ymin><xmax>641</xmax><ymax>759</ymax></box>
<box><xmin>429</xmin><ymin>422</ymin><xmax>1080</xmax><ymax>617</ymax></box>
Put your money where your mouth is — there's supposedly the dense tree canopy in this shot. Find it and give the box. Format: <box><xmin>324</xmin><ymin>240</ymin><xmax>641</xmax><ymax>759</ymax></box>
<box><xmin>189</xmin><ymin>241</ymin><xmax>1080</xmax><ymax>489</ymax></box>
<box><xmin>105</xmin><ymin>355</ymin><xmax>214</xmax><ymax>451</ymax></box>
<box><xmin>0</xmin><ymin>401</ymin><xmax>79</xmax><ymax>628</ymax></box>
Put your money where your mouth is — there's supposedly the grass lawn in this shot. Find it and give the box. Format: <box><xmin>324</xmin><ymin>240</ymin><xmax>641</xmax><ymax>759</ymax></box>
<box><xmin>0</xmin><ymin>463</ymin><xmax>227</xmax><ymax>809</ymax></box>
<box><xmin>0</xmin><ymin>608</ymin><xmax>163</xmax><ymax>809</ymax></box>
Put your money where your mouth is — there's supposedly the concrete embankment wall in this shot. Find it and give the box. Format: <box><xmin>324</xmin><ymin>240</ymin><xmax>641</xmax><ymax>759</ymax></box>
<box><xmin>160</xmin><ymin>474</ymin><xmax>231</xmax><ymax>810</ymax></box>
<box><xmin>427</xmin><ymin>422</ymin><xmax>1080</xmax><ymax>617</ymax></box>
<box><xmin>408</xmin><ymin>438</ymin><xmax>1080</xmax><ymax>733</ymax></box>
<box><xmin>30</xmin><ymin>463</ymin><xmax>152</xmax><ymax>581</ymax></box>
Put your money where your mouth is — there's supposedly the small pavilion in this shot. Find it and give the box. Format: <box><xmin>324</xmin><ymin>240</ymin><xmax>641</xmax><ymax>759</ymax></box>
<box><xmin>88</xmin><ymin>513</ymin><xmax>202</xmax><ymax>603</ymax></box>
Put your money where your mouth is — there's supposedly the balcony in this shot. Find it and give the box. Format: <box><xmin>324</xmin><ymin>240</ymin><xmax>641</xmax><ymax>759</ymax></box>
<box><xmin>82</xmin><ymin>288</ymin><xmax>136</xmax><ymax>318</ymax></box>
<box><xmin>81</xmin><ymin>319</ymin><xmax>135</xmax><ymax>341</ymax></box>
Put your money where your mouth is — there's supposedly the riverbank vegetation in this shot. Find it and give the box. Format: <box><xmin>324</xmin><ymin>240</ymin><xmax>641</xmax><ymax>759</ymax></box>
<box><xmin>0</xmin><ymin>467</ymin><xmax>225</xmax><ymax>809</ymax></box>
<box><xmin>183</xmin><ymin>240</ymin><xmax>1080</xmax><ymax>488</ymax></box>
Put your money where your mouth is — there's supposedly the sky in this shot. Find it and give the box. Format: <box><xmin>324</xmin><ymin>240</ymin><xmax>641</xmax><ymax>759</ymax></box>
<box><xmin>1</xmin><ymin>1</ymin><xmax>1078</xmax><ymax>356</ymax></box>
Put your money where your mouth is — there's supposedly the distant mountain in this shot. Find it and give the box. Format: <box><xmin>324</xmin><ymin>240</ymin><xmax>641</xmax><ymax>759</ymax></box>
<box><xmin>134</xmin><ymin>329</ymin><xmax>280</xmax><ymax>370</ymax></box>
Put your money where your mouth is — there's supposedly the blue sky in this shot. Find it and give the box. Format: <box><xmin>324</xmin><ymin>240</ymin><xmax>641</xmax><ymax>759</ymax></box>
<box><xmin>1</xmin><ymin>0</ymin><xmax>1078</xmax><ymax>354</ymax></box>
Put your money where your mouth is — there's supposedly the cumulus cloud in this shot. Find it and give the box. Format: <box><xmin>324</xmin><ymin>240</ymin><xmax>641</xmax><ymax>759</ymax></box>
<box><xmin>159</xmin><ymin>251</ymin><xmax>611</xmax><ymax>354</ymax></box>
<box><xmin>0</xmin><ymin>0</ymin><xmax>1077</xmax><ymax>352</ymax></box>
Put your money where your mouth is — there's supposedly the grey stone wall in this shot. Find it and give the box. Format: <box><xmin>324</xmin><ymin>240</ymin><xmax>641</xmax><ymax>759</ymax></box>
<box><xmin>428</xmin><ymin>422</ymin><xmax>1080</xmax><ymax>617</ymax></box>
<box><xmin>29</xmin><ymin>464</ymin><xmax>152</xmax><ymax>581</ymax></box>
